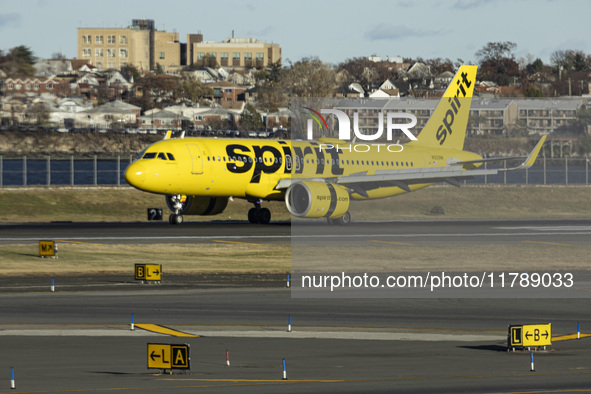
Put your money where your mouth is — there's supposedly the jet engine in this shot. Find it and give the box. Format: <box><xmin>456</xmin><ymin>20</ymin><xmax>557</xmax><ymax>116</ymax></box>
<box><xmin>285</xmin><ymin>181</ymin><xmax>350</xmax><ymax>219</ymax></box>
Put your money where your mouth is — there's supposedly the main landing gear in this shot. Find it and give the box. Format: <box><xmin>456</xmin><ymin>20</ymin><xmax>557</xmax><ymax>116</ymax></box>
<box><xmin>327</xmin><ymin>211</ymin><xmax>352</xmax><ymax>225</ymax></box>
<box><xmin>168</xmin><ymin>194</ymin><xmax>184</xmax><ymax>225</ymax></box>
<box><xmin>248</xmin><ymin>201</ymin><xmax>271</xmax><ymax>224</ymax></box>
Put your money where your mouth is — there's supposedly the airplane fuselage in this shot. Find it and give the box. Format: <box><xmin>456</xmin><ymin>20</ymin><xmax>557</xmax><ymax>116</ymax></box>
<box><xmin>125</xmin><ymin>137</ymin><xmax>482</xmax><ymax>201</ymax></box>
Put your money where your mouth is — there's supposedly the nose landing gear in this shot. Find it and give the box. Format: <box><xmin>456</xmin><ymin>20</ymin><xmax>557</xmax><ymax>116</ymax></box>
<box><xmin>168</xmin><ymin>194</ymin><xmax>184</xmax><ymax>225</ymax></box>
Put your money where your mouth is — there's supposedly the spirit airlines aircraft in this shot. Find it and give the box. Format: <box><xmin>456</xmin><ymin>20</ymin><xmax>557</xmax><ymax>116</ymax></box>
<box><xmin>125</xmin><ymin>65</ymin><xmax>546</xmax><ymax>225</ymax></box>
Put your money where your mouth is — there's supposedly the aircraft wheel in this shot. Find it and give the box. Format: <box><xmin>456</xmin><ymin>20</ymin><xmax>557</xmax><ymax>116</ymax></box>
<box><xmin>248</xmin><ymin>208</ymin><xmax>259</xmax><ymax>224</ymax></box>
<box><xmin>336</xmin><ymin>211</ymin><xmax>351</xmax><ymax>225</ymax></box>
<box><xmin>259</xmin><ymin>208</ymin><xmax>271</xmax><ymax>224</ymax></box>
<box><xmin>169</xmin><ymin>214</ymin><xmax>183</xmax><ymax>225</ymax></box>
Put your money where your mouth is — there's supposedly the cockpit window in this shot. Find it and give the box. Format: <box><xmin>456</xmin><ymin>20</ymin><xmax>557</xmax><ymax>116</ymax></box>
<box><xmin>157</xmin><ymin>152</ymin><xmax>167</xmax><ymax>160</ymax></box>
<box><xmin>166</xmin><ymin>153</ymin><xmax>175</xmax><ymax>161</ymax></box>
<box><xmin>136</xmin><ymin>148</ymin><xmax>148</xmax><ymax>160</ymax></box>
<box><xmin>142</xmin><ymin>152</ymin><xmax>157</xmax><ymax>159</ymax></box>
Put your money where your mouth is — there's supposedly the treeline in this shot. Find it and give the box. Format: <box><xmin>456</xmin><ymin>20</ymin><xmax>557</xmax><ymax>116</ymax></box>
<box><xmin>255</xmin><ymin>42</ymin><xmax>591</xmax><ymax>110</ymax></box>
<box><xmin>2</xmin><ymin>42</ymin><xmax>591</xmax><ymax>107</ymax></box>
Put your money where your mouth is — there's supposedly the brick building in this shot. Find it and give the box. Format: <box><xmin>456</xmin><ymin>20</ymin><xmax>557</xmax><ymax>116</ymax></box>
<box><xmin>3</xmin><ymin>77</ymin><xmax>59</xmax><ymax>95</ymax></box>
<box><xmin>192</xmin><ymin>37</ymin><xmax>281</xmax><ymax>69</ymax></box>
<box><xmin>77</xmin><ymin>19</ymin><xmax>181</xmax><ymax>72</ymax></box>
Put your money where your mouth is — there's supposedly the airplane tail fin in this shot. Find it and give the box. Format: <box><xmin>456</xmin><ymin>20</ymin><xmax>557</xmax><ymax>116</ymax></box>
<box><xmin>411</xmin><ymin>65</ymin><xmax>478</xmax><ymax>150</ymax></box>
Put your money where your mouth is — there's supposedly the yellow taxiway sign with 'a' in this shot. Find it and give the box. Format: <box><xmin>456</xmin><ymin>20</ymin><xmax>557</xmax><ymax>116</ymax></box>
<box><xmin>509</xmin><ymin>324</ymin><xmax>552</xmax><ymax>348</ymax></box>
<box><xmin>135</xmin><ymin>264</ymin><xmax>162</xmax><ymax>281</ymax></box>
<box><xmin>147</xmin><ymin>343</ymin><xmax>190</xmax><ymax>370</ymax></box>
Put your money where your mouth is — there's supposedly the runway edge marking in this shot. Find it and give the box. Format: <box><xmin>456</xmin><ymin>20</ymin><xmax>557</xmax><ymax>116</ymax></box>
<box><xmin>135</xmin><ymin>324</ymin><xmax>199</xmax><ymax>337</ymax></box>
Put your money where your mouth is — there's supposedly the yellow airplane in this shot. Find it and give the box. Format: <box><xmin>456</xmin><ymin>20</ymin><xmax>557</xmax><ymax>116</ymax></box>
<box><xmin>125</xmin><ymin>65</ymin><xmax>546</xmax><ymax>225</ymax></box>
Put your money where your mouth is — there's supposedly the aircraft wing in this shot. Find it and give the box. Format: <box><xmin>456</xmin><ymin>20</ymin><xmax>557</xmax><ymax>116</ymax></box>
<box><xmin>277</xmin><ymin>166</ymin><xmax>499</xmax><ymax>195</ymax></box>
<box><xmin>275</xmin><ymin>136</ymin><xmax>546</xmax><ymax>195</ymax></box>
<box><xmin>454</xmin><ymin>135</ymin><xmax>547</xmax><ymax>169</ymax></box>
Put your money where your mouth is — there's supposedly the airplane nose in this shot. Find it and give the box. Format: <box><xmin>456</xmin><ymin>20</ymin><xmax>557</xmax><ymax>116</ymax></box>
<box><xmin>125</xmin><ymin>162</ymin><xmax>146</xmax><ymax>187</ymax></box>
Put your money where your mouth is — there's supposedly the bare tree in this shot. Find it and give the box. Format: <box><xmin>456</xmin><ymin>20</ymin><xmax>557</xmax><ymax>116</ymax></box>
<box><xmin>475</xmin><ymin>42</ymin><xmax>520</xmax><ymax>85</ymax></box>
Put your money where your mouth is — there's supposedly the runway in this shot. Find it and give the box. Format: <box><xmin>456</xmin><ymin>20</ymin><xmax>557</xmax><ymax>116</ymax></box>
<box><xmin>1</xmin><ymin>220</ymin><xmax>591</xmax><ymax>392</ymax></box>
<box><xmin>1</xmin><ymin>218</ymin><xmax>591</xmax><ymax>245</ymax></box>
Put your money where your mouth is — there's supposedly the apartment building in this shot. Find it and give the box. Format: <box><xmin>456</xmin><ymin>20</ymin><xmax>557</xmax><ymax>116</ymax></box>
<box><xmin>468</xmin><ymin>99</ymin><xmax>518</xmax><ymax>135</ymax></box>
<box><xmin>331</xmin><ymin>97</ymin><xmax>574</xmax><ymax>139</ymax></box>
<box><xmin>517</xmin><ymin>98</ymin><xmax>582</xmax><ymax>134</ymax></box>
<box><xmin>77</xmin><ymin>19</ymin><xmax>181</xmax><ymax>72</ymax></box>
<box><xmin>192</xmin><ymin>37</ymin><xmax>281</xmax><ymax>68</ymax></box>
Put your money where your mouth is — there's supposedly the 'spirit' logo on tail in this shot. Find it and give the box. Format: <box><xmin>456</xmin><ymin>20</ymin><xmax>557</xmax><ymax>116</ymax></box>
<box><xmin>436</xmin><ymin>71</ymin><xmax>474</xmax><ymax>145</ymax></box>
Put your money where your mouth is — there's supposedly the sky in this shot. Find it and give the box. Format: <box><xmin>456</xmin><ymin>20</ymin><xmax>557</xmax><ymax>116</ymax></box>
<box><xmin>0</xmin><ymin>0</ymin><xmax>589</xmax><ymax>66</ymax></box>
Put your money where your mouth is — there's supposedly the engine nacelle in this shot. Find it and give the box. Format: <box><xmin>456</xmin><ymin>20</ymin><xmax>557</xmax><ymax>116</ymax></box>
<box><xmin>166</xmin><ymin>195</ymin><xmax>228</xmax><ymax>216</ymax></box>
<box><xmin>285</xmin><ymin>181</ymin><xmax>350</xmax><ymax>218</ymax></box>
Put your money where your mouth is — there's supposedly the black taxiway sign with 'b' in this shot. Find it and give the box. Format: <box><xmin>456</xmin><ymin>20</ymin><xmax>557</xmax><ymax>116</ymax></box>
<box><xmin>147</xmin><ymin>343</ymin><xmax>190</xmax><ymax>370</ymax></box>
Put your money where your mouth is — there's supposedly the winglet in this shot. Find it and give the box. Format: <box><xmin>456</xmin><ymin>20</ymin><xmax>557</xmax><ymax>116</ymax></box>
<box><xmin>163</xmin><ymin>130</ymin><xmax>172</xmax><ymax>140</ymax></box>
<box><xmin>521</xmin><ymin>135</ymin><xmax>547</xmax><ymax>168</ymax></box>
<box><xmin>508</xmin><ymin>135</ymin><xmax>547</xmax><ymax>170</ymax></box>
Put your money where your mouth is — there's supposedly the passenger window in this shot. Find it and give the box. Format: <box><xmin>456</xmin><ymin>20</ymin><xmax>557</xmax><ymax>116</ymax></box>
<box><xmin>166</xmin><ymin>153</ymin><xmax>175</xmax><ymax>161</ymax></box>
<box><xmin>142</xmin><ymin>152</ymin><xmax>157</xmax><ymax>159</ymax></box>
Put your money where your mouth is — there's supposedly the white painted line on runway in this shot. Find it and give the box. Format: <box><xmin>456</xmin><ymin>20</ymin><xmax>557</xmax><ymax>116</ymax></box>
<box><xmin>495</xmin><ymin>226</ymin><xmax>591</xmax><ymax>231</ymax></box>
<box><xmin>0</xmin><ymin>329</ymin><xmax>503</xmax><ymax>341</ymax></box>
<box><xmin>2</xmin><ymin>231</ymin><xmax>591</xmax><ymax>243</ymax></box>
<box><xmin>0</xmin><ymin>329</ymin><xmax>162</xmax><ymax>336</ymax></box>
<box><xmin>162</xmin><ymin>330</ymin><xmax>505</xmax><ymax>342</ymax></box>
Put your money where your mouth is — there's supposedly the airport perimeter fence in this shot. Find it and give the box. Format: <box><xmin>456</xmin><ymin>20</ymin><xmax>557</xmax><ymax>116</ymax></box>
<box><xmin>0</xmin><ymin>155</ymin><xmax>134</xmax><ymax>187</ymax></box>
<box><xmin>0</xmin><ymin>155</ymin><xmax>589</xmax><ymax>187</ymax></box>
